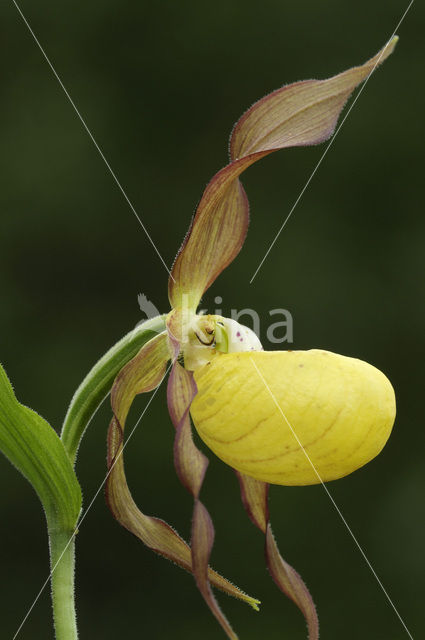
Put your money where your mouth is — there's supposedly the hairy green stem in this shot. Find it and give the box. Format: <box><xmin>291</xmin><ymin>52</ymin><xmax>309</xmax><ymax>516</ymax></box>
<box><xmin>49</xmin><ymin>315</ymin><xmax>166</xmax><ymax>639</ymax></box>
<box><xmin>61</xmin><ymin>315</ymin><xmax>167</xmax><ymax>464</ymax></box>
<box><xmin>49</xmin><ymin>528</ymin><xmax>78</xmax><ymax>640</ymax></box>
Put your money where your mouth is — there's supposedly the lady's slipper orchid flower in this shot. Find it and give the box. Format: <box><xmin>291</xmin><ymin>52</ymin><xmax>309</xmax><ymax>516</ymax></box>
<box><xmin>106</xmin><ymin>38</ymin><xmax>397</xmax><ymax>640</ymax></box>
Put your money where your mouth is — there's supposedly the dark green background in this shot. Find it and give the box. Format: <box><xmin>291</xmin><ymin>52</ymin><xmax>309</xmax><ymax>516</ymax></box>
<box><xmin>0</xmin><ymin>1</ymin><xmax>423</xmax><ymax>638</ymax></box>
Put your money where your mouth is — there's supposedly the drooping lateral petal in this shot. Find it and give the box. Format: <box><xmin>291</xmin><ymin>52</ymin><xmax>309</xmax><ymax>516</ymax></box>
<box><xmin>238</xmin><ymin>469</ymin><xmax>268</xmax><ymax>532</ymax></box>
<box><xmin>192</xmin><ymin>501</ymin><xmax>238</xmax><ymax>640</ymax></box>
<box><xmin>110</xmin><ymin>331</ymin><xmax>171</xmax><ymax>424</ymax></box>
<box><xmin>265</xmin><ymin>523</ymin><xmax>319</xmax><ymax>639</ymax></box>
<box><xmin>167</xmin><ymin>360</ymin><xmax>208</xmax><ymax>496</ymax></box>
<box><xmin>237</xmin><ymin>472</ymin><xmax>319</xmax><ymax>640</ymax></box>
<box><xmin>107</xmin><ymin>415</ymin><xmax>196</xmax><ymax>567</ymax></box>
<box><xmin>106</xmin><ymin>332</ymin><xmax>259</xmax><ymax>610</ymax></box>
<box><xmin>168</xmin><ymin>361</ymin><xmax>249</xmax><ymax>638</ymax></box>
<box><xmin>166</xmin><ymin>314</ymin><xmax>209</xmax><ymax>496</ymax></box>
<box><xmin>169</xmin><ymin>38</ymin><xmax>397</xmax><ymax>310</ymax></box>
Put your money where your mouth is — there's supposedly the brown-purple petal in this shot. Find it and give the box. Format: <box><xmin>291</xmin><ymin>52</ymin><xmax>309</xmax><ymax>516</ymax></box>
<box><xmin>169</xmin><ymin>38</ymin><xmax>397</xmax><ymax>311</ymax></box>
<box><xmin>106</xmin><ymin>333</ymin><xmax>259</xmax><ymax>611</ymax></box>
<box><xmin>230</xmin><ymin>37</ymin><xmax>398</xmax><ymax>159</ymax></box>
<box><xmin>237</xmin><ymin>472</ymin><xmax>319</xmax><ymax>639</ymax></box>
<box><xmin>168</xmin><ymin>361</ymin><xmax>248</xmax><ymax>638</ymax></box>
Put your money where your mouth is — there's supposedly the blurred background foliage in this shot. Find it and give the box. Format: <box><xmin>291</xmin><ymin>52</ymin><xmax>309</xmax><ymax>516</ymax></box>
<box><xmin>0</xmin><ymin>0</ymin><xmax>423</xmax><ymax>638</ymax></box>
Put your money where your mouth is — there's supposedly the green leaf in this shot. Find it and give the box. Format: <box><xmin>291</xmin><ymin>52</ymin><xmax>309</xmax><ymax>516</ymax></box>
<box><xmin>0</xmin><ymin>364</ymin><xmax>81</xmax><ymax>531</ymax></box>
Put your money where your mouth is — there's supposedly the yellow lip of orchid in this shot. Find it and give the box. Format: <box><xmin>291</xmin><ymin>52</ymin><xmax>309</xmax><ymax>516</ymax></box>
<box><xmin>190</xmin><ymin>348</ymin><xmax>396</xmax><ymax>486</ymax></box>
<box><xmin>105</xmin><ymin>38</ymin><xmax>399</xmax><ymax>640</ymax></box>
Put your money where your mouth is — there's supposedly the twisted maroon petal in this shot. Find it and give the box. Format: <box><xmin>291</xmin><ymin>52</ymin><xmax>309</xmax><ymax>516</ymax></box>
<box><xmin>168</xmin><ymin>360</ymin><xmax>242</xmax><ymax>639</ymax></box>
<box><xmin>237</xmin><ymin>472</ymin><xmax>319</xmax><ymax>640</ymax></box>
<box><xmin>168</xmin><ymin>360</ymin><xmax>208</xmax><ymax>496</ymax></box>
<box><xmin>106</xmin><ymin>332</ymin><xmax>260</xmax><ymax>609</ymax></box>
<box><xmin>169</xmin><ymin>39</ymin><xmax>397</xmax><ymax>311</ymax></box>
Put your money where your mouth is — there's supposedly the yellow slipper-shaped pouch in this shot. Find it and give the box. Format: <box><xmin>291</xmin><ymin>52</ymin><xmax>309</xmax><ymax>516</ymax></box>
<box><xmin>190</xmin><ymin>349</ymin><xmax>395</xmax><ymax>486</ymax></box>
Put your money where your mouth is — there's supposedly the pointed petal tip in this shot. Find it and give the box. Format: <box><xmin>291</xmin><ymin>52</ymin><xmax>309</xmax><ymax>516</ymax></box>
<box><xmin>248</xmin><ymin>598</ymin><xmax>261</xmax><ymax>612</ymax></box>
<box><xmin>379</xmin><ymin>35</ymin><xmax>399</xmax><ymax>62</ymax></box>
<box><xmin>169</xmin><ymin>37</ymin><xmax>398</xmax><ymax>304</ymax></box>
